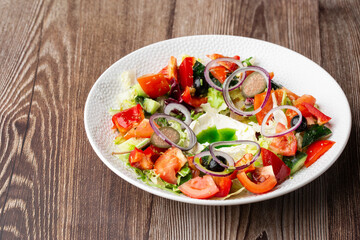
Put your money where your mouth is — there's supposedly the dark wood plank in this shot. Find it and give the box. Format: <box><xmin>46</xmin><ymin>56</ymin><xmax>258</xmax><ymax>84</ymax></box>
<box><xmin>0</xmin><ymin>0</ymin><xmax>176</xmax><ymax>239</ymax></box>
<box><xmin>318</xmin><ymin>0</ymin><xmax>360</xmax><ymax>239</ymax></box>
<box><xmin>0</xmin><ymin>0</ymin><xmax>45</xmax><ymax>238</ymax></box>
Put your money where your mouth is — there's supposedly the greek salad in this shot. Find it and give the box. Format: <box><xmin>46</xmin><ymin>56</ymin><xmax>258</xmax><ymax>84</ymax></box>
<box><xmin>110</xmin><ymin>54</ymin><xmax>334</xmax><ymax>200</ymax></box>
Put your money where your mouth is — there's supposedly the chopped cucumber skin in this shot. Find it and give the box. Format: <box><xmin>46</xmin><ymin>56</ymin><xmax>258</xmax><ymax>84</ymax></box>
<box><xmin>283</xmin><ymin>151</ymin><xmax>308</xmax><ymax>174</ymax></box>
<box><xmin>133</xmin><ymin>83</ymin><xmax>149</xmax><ymax>97</ymax></box>
<box><xmin>302</xmin><ymin>124</ymin><xmax>332</xmax><ymax>148</ymax></box>
<box><xmin>143</xmin><ymin>98</ymin><xmax>160</xmax><ymax>114</ymax></box>
<box><xmin>117</xmin><ymin>137</ymin><xmax>150</xmax><ymax>152</ymax></box>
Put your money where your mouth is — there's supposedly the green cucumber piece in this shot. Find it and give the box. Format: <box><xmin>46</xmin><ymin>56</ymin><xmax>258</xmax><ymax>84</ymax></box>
<box><xmin>302</xmin><ymin>124</ymin><xmax>332</xmax><ymax>148</ymax></box>
<box><xmin>117</xmin><ymin>137</ymin><xmax>150</xmax><ymax>152</ymax></box>
<box><xmin>143</xmin><ymin>98</ymin><xmax>160</xmax><ymax>114</ymax></box>
<box><xmin>133</xmin><ymin>83</ymin><xmax>149</xmax><ymax>97</ymax></box>
<box><xmin>283</xmin><ymin>151</ymin><xmax>308</xmax><ymax>174</ymax></box>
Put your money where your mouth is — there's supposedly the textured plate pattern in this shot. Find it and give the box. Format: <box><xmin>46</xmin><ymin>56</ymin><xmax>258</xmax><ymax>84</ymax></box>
<box><xmin>84</xmin><ymin>35</ymin><xmax>351</xmax><ymax>205</ymax></box>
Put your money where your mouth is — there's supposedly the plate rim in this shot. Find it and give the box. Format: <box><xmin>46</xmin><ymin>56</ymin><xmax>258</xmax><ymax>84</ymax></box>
<box><xmin>84</xmin><ymin>34</ymin><xmax>352</xmax><ymax>206</ymax></box>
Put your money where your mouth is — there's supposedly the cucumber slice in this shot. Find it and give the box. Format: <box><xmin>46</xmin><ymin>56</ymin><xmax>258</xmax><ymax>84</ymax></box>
<box><xmin>117</xmin><ymin>137</ymin><xmax>150</xmax><ymax>152</ymax></box>
<box><xmin>133</xmin><ymin>83</ymin><xmax>149</xmax><ymax>97</ymax></box>
<box><xmin>283</xmin><ymin>151</ymin><xmax>308</xmax><ymax>174</ymax></box>
<box><xmin>143</xmin><ymin>98</ymin><xmax>160</xmax><ymax>114</ymax></box>
<box><xmin>150</xmin><ymin>127</ymin><xmax>180</xmax><ymax>148</ymax></box>
<box><xmin>302</xmin><ymin>124</ymin><xmax>332</xmax><ymax>148</ymax></box>
<box><xmin>241</xmin><ymin>72</ymin><xmax>267</xmax><ymax>98</ymax></box>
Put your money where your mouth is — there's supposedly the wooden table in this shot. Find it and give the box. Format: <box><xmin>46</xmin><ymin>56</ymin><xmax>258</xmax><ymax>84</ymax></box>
<box><xmin>1</xmin><ymin>0</ymin><xmax>359</xmax><ymax>239</ymax></box>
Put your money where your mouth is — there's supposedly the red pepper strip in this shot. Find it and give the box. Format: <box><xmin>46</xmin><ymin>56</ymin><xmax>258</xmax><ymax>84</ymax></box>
<box><xmin>181</xmin><ymin>86</ymin><xmax>207</xmax><ymax>107</ymax></box>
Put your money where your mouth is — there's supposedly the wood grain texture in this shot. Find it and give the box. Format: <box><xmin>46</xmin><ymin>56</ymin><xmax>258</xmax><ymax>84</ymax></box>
<box><xmin>0</xmin><ymin>0</ymin><xmax>359</xmax><ymax>239</ymax></box>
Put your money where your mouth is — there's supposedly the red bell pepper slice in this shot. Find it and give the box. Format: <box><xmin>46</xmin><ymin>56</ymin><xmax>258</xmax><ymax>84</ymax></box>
<box><xmin>178</xmin><ymin>57</ymin><xmax>195</xmax><ymax>90</ymax></box>
<box><xmin>112</xmin><ymin>104</ymin><xmax>144</xmax><ymax>134</ymax></box>
<box><xmin>261</xmin><ymin>148</ymin><xmax>290</xmax><ymax>183</ymax></box>
<box><xmin>181</xmin><ymin>86</ymin><xmax>208</xmax><ymax>107</ymax></box>
<box><xmin>209</xmin><ymin>66</ymin><xmax>228</xmax><ymax>83</ymax></box>
<box><xmin>305</xmin><ymin>140</ymin><xmax>335</xmax><ymax>167</ymax></box>
<box><xmin>207</xmin><ymin>54</ymin><xmax>240</xmax><ymax>72</ymax></box>
<box><xmin>159</xmin><ymin>56</ymin><xmax>178</xmax><ymax>83</ymax></box>
<box><xmin>302</xmin><ymin>103</ymin><xmax>331</xmax><ymax>125</ymax></box>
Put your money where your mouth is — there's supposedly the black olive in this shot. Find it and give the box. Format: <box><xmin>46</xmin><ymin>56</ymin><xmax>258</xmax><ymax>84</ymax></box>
<box><xmin>207</xmin><ymin>156</ymin><xmax>227</xmax><ymax>172</ymax></box>
<box><xmin>291</xmin><ymin>115</ymin><xmax>307</xmax><ymax>132</ymax></box>
<box><xmin>193</xmin><ymin>76</ymin><xmax>209</xmax><ymax>97</ymax></box>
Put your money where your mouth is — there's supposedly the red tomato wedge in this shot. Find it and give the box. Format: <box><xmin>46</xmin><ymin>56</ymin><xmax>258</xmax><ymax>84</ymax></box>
<box><xmin>302</xmin><ymin>103</ymin><xmax>331</xmax><ymax>125</ymax></box>
<box><xmin>212</xmin><ymin>176</ymin><xmax>232</xmax><ymax>197</ymax></box>
<box><xmin>178</xmin><ymin>57</ymin><xmax>195</xmax><ymax>89</ymax></box>
<box><xmin>209</xmin><ymin>66</ymin><xmax>228</xmax><ymax>83</ymax></box>
<box><xmin>159</xmin><ymin>56</ymin><xmax>178</xmax><ymax>83</ymax></box>
<box><xmin>154</xmin><ymin>147</ymin><xmax>187</xmax><ymax>184</ymax></box>
<box><xmin>254</xmin><ymin>89</ymin><xmax>283</xmax><ymax>125</ymax></box>
<box><xmin>112</xmin><ymin>104</ymin><xmax>144</xmax><ymax>134</ymax></box>
<box><xmin>178</xmin><ymin>175</ymin><xmax>219</xmax><ymax>199</ymax></box>
<box><xmin>269</xmin><ymin>123</ymin><xmax>297</xmax><ymax>156</ymax></box>
<box><xmin>206</xmin><ymin>54</ymin><xmax>240</xmax><ymax>72</ymax></box>
<box><xmin>237</xmin><ymin>166</ymin><xmax>277</xmax><ymax>194</ymax></box>
<box><xmin>305</xmin><ymin>140</ymin><xmax>335</xmax><ymax>167</ymax></box>
<box><xmin>124</xmin><ymin>119</ymin><xmax>154</xmax><ymax>140</ymax></box>
<box><xmin>143</xmin><ymin>145</ymin><xmax>166</xmax><ymax>163</ymax></box>
<box><xmin>261</xmin><ymin>148</ymin><xmax>290</xmax><ymax>183</ymax></box>
<box><xmin>137</xmin><ymin>73</ymin><xmax>170</xmax><ymax>98</ymax></box>
<box><xmin>181</xmin><ymin>86</ymin><xmax>208</xmax><ymax>107</ymax></box>
<box><xmin>129</xmin><ymin>148</ymin><xmax>153</xmax><ymax>170</ymax></box>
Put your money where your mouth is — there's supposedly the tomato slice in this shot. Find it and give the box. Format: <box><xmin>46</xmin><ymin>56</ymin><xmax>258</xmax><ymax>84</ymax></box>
<box><xmin>302</xmin><ymin>103</ymin><xmax>331</xmax><ymax>125</ymax></box>
<box><xmin>112</xmin><ymin>104</ymin><xmax>144</xmax><ymax>134</ymax></box>
<box><xmin>261</xmin><ymin>148</ymin><xmax>290</xmax><ymax>183</ymax></box>
<box><xmin>206</xmin><ymin>54</ymin><xmax>240</xmax><ymax>72</ymax></box>
<box><xmin>212</xmin><ymin>176</ymin><xmax>232</xmax><ymax>197</ymax></box>
<box><xmin>178</xmin><ymin>57</ymin><xmax>195</xmax><ymax>90</ymax></box>
<box><xmin>209</xmin><ymin>66</ymin><xmax>228</xmax><ymax>83</ymax></box>
<box><xmin>137</xmin><ymin>73</ymin><xmax>170</xmax><ymax>98</ymax></box>
<box><xmin>254</xmin><ymin>89</ymin><xmax>283</xmax><ymax>125</ymax></box>
<box><xmin>159</xmin><ymin>56</ymin><xmax>178</xmax><ymax>83</ymax></box>
<box><xmin>237</xmin><ymin>166</ymin><xmax>277</xmax><ymax>194</ymax></box>
<box><xmin>154</xmin><ymin>147</ymin><xmax>187</xmax><ymax>184</ymax></box>
<box><xmin>285</xmin><ymin>108</ymin><xmax>298</xmax><ymax>128</ymax></box>
<box><xmin>181</xmin><ymin>86</ymin><xmax>208</xmax><ymax>107</ymax></box>
<box><xmin>143</xmin><ymin>145</ymin><xmax>166</xmax><ymax>162</ymax></box>
<box><xmin>124</xmin><ymin>119</ymin><xmax>154</xmax><ymax>139</ymax></box>
<box><xmin>269</xmin><ymin>123</ymin><xmax>297</xmax><ymax>156</ymax></box>
<box><xmin>129</xmin><ymin>148</ymin><xmax>153</xmax><ymax>170</ymax></box>
<box><xmin>305</xmin><ymin>140</ymin><xmax>335</xmax><ymax>167</ymax></box>
<box><xmin>178</xmin><ymin>175</ymin><xmax>219</xmax><ymax>199</ymax></box>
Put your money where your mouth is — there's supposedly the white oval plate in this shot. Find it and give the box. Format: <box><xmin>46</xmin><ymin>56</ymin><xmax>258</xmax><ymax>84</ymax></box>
<box><xmin>84</xmin><ymin>35</ymin><xmax>351</xmax><ymax>206</ymax></box>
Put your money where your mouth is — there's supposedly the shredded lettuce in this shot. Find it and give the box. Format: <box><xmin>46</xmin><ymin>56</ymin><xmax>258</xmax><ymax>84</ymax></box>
<box><xmin>116</xmin><ymin>71</ymin><xmax>137</xmax><ymax>110</ymax></box>
<box><xmin>208</xmin><ymin>88</ymin><xmax>226</xmax><ymax>109</ymax></box>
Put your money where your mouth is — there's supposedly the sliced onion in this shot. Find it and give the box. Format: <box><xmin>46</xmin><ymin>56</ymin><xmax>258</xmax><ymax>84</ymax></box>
<box><xmin>164</xmin><ymin>103</ymin><xmax>192</xmax><ymax>125</ymax></box>
<box><xmin>261</xmin><ymin>105</ymin><xmax>302</xmax><ymax>138</ymax></box>
<box><xmin>149</xmin><ymin>113</ymin><xmax>197</xmax><ymax>151</ymax></box>
<box><xmin>193</xmin><ymin>151</ymin><xmax>234</xmax><ymax>177</ymax></box>
<box><xmin>223</xmin><ymin>66</ymin><xmax>271</xmax><ymax>116</ymax></box>
<box><xmin>209</xmin><ymin>140</ymin><xmax>261</xmax><ymax>170</ymax></box>
<box><xmin>204</xmin><ymin>58</ymin><xmax>245</xmax><ymax>91</ymax></box>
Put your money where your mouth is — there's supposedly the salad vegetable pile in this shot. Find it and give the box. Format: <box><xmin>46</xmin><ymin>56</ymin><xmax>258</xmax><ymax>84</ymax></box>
<box><xmin>110</xmin><ymin>54</ymin><xmax>334</xmax><ymax>200</ymax></box>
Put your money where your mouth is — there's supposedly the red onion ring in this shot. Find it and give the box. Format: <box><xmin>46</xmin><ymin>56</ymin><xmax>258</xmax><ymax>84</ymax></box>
<box><xmin>149</xmin><ymin>113</ymin><xmax>197</xmax><ymax>151</ymax></box>
<box><xmin>164</xmin><ymin>103</ymin><xmax>192</xmax><ymax>125</ymax></box>
<box><xmin>223</xmin><ymin>66</ymin><xmax>271</xmax><ymax>116</ymax></box>
<box><xmin>204</xmin><ymin>58</ymin><xmax>245</xmax><ymax>91</ymax></box>
<box><xmin>209</xmin><ymin>140</ymin><xmax>260</xmax><ymax>170</ymax></box>
<box><xmin>260</xmin><ymin>105</ymin><xmax>302</xmax><ymax>138</ymax></box>
<box><xmin>193</xmin><ymin>151</ymin><xmax>234</xmax><ymax>177</ymax></box>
